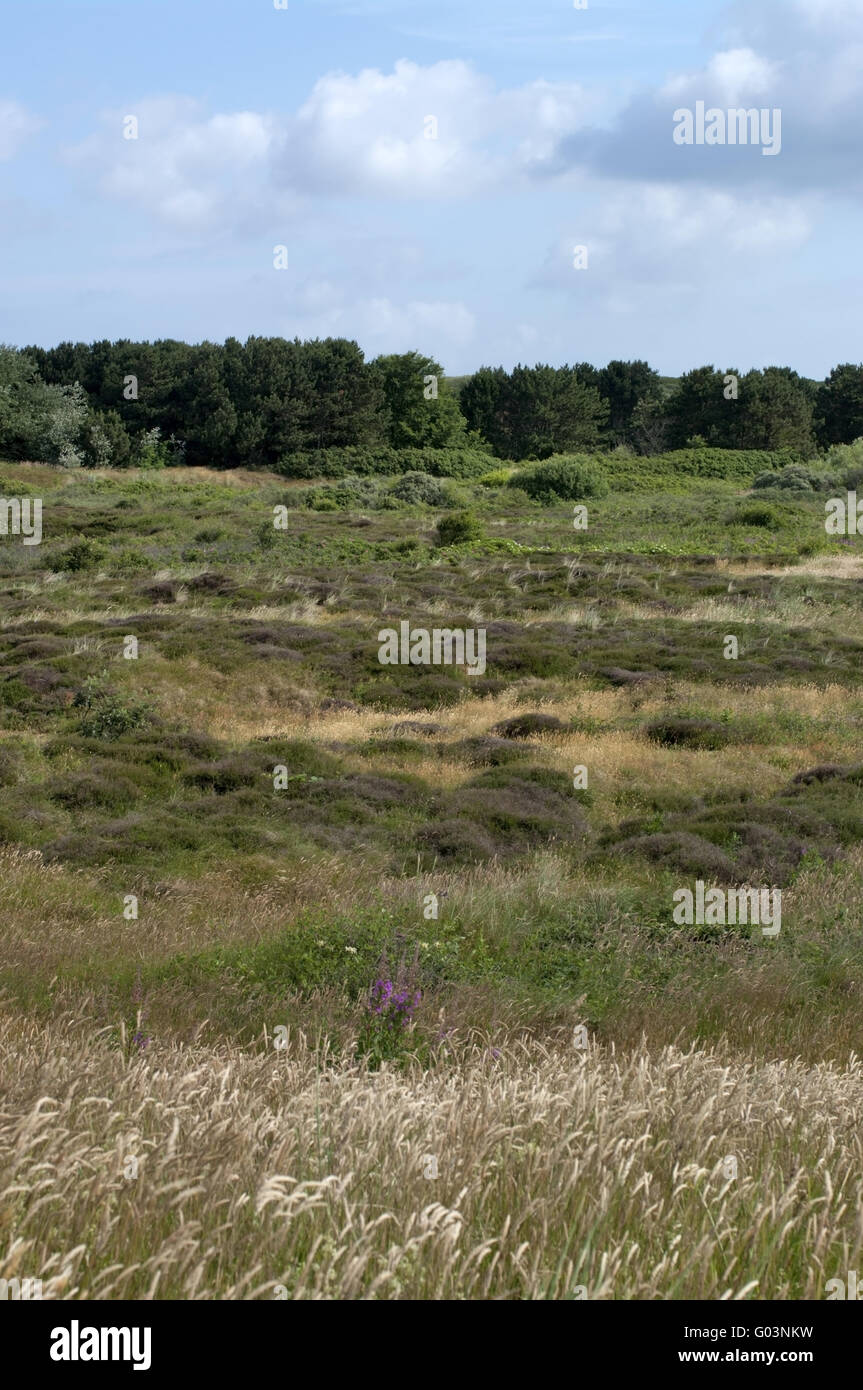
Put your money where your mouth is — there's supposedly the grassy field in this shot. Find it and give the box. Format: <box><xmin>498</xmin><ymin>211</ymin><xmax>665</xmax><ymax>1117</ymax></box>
<box><xmin>1</xmin><ymin>450</ymin><xmax>862</xmax><ymax>1299</ymax></box>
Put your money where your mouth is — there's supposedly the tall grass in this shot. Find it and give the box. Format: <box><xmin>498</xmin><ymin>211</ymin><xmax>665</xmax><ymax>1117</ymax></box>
<box><xmin>1</xmin><ymin>1004</ymin><xmax>861</xmax><ymax>1300</ymax></box>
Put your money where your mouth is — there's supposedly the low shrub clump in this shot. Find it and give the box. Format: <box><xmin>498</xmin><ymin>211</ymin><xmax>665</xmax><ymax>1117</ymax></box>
<box><xmin>726</xmin><ymin>503</ymin><xmax>782</xmax><ymax>530</ymax></box>
<box><xmin>436</xmin><ymin>510</ymin><xmax>483</xmax><ymax>547</ymax></box>
<box><xmin>73</xmin><ymin>678</ymin><xmax>155</xmax><ymax>741</ymax></box>
<box><xmin>751</xmin><ymin>463</ymin><xmax>837</xmax><ymax>492</ymax></box>
<box><xmin>387</xmin><ymin>472</ymin><xmax>455</xmax><ymax>507</ymax></box>
<box><xmin>276</xmin><ymin>445</ymin><xmax>494</xmax><ymax>481</ymax></box>
<box><xmin>508</xmin><ymin>456</ymin><xmax>609</xmax><ymax>504</ymax></box>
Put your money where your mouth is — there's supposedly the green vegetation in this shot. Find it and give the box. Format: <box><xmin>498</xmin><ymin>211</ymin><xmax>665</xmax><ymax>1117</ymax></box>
<box><xmin>1</xmin><ymin>440</ymin><xmax>862</xmax><ymax>1301</ymax></box>
<box><xmin>9</xmin><ymin>338</ymin><xmax>863</xmax><ymax>475</ymax></box>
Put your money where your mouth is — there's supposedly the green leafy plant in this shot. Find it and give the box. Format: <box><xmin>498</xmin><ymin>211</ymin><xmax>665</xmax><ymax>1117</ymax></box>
<box><xmin>509</xmin><ymin>457</ymin><xmax>608</xmax><ymax>505</ymax></box>
<box><xmin>73</xmin><ymin>677</ymin><xmax>155</xmax><ymax>740</ymax></box>
<box><xmin>436</xmin><ymin>509</ymin><xmax>483</xmax><ymax>546</ymax></box>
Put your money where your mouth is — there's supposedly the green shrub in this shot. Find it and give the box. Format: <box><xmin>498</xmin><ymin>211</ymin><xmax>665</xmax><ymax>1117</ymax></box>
<box><xmin>436</xmin><ymin>510</ymin><xmax>483</xmax><ymax>547</ymax></box>
<box><xmin>256</xmin><ymin>520</ymin><xmax>279</xmax><ymax>549</ymax></box>
<box><xmin>509</xmin><ymin>457</ymin><xmax>608</xmax><ymax>505</ymax></box>
<box><xmin>603</xmin><ymin>448</ymin><xmax>808</xmax><ymax>492</ymax></box>
<box><xmin>301</xmin><ymin>476</ymin><xmax>382</xmax><ymax>511</ymax></box>
<box><xmin>49</xmin><ymin>769</ymin><xmax>141</xmax><ymax>811</ymax></box>
<box><xmin>55</xmin><ymin>537</ymin><xmax>106</xmax><ymax>572</ymax></box>
<box><xmin>841</xmin><ymin>465</ymin><xmax>863</xmax><ymax>491</ymax></box>
<box><xmin>752</xmin><ymin>463</ymin><xmax>835</xmax><ymax>492</ymax></box>
<box><xmin>825</xmin><ymin>438</ymin><xmax>863</xmax><ymax>490</ymax></box>
<box><xmin>73</xmin><ymin>678</ymin><xmax>155</xmax><ymax>740</ymax></box>
<box><xmin>388</xmin><ymin>472</ymin><xmax>452</xmax><ymax>506</ymax></box>
<box><xmin>110</xmin><ymin>547</ymin><xmax>150</xmax><ymax>575</ymax></box>
<box><xmin>133</xmin><ymin>427</ymin><xmax>170</xmax><ymax>469</ymax></box>
<box><xmin>728</xmin><ymin>503</ymin><xmax>781</xmax><ymax>530</ymax></box>
<box><xmin>0</xmin><ymin>348</ymin><xmax>88</xmax><ymax>465</ymax></box>
<box><xmin>275</xmin><ymin>445</ymin><xmax>493</xmax><ymax>481</ymax></box>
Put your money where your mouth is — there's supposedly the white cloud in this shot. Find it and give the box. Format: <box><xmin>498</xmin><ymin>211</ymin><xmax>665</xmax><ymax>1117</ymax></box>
<box><xmin>0</xmin><ymin>100</ymin><xmax>42</xmax><ymax>160</ymax></box>
<box><xmin>63</xmin><ymin>63</ymin><xmax>590</xmax><ymax>228</ymax></box>
<box><xmin>277</xmin><ymin>59</ymin><xmax>589</xmax><ymax>198</ymax></box>
<box><xmin>64</xmin><ymin>97</ymin><xmax>282</xmax><ymax>231</ymax></box>
<box><xmin>662</xmin><ymin>49</ymin><xmax>778</xmax><ymax>105</ymax></box>
<box><xmin>704</xmin><ymin>48</ymin><xmax>778</xmax><ymax>103</ymax></box>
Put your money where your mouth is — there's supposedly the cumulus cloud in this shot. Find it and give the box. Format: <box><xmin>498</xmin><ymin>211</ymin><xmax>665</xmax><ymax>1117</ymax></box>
<box><xmin>275</xmin><ymin>59</ymin><xmax>589</xmax><ymax>197</ymax></box>
<box><xmin>0</xmin><ymin>99</ymin><xmax>42</xmax><ymax>160</ymax></box>
<box><xmin>63</xmin><ymin>97</ymin><xmax>284</xmax><ymax>232</ymax></box>
<box><xmin>549</xmin><ymin>0</ymin><xmax>863</xmax><ymax>198</ymax></box>
<box><xmin>63</xmin><ymin>62</ymin><xmax>591</xmax><ymax>229</ymax></box>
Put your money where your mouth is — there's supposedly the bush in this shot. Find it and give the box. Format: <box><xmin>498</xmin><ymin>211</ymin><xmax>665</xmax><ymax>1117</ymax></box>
<box><xmin>436</xmin><ymin>510</ymin><xmax>483</xmax><ymax>547</ymax></box>
<box><xmin>645</xmin><ymin>718</ymin><xmax>731</xmax><ymax>750</ymax></box>
<box><xmin>604</xmin><ymin>448</ymin><xmax>809</xmax><ymax>492</ymax></box>
<box><xmin>80</xmin><ymin>409</ymin><xmax>132</xmax><ymax>468</ymax></box>
<box><xmin>55</xmin><ymin>537</ymin><xmax>106</xmax><ymax>572</ymax></box>
<box><xmin>299</xmin><ymin>476</ymin><xmax>382</xmax><ymax>511</ymax></box>
<box><xmin>133</xmin><ymin>427</ymin><xmax>172</xmax><ymax>469</ymax></box>
<box><xmin>492</xmin><ymin>713</ymin><xmax>566</xmax><ymax>739</ymax></box>
<box><xmin>841</xmin><ymin>467</ymin><xmax>863</xmax><ymax>491</ymax></box>
<box><xmin>388</xmin><ymin>472</ymin><xmax>453</xmax><ymax>506</ymax></box>
<box><xmin>73</xmin><ymin>678</ymin><xmax>154</xmax><ymax>740</ymax></box>
<box><xmin>49</xmin><ymin>770</ymin><xmax>140</xmax><ymax>811</ymax></box>
<box><xmin>728</xmin><ymin>503</ymin><xmax>781</xmax><ymax>530</ymax></box>
<box><xmin>509</xmin><ymin>456</ymin><xmax>608</xmax><ymax>504</ymax></box>
<box><xmin>752</xmin><ymin>463</ymin><xmax>835</xmax><ymax>492</ymax></box>
<box><xmin>110</xmin><ymin>547</ymin><xmax>150</xmax><ymax>575</ymax></box>
<box><xmin>824</xmin><ymin>439</ymin><xmax>863</xmax><ymax>490</ymax></box>
<box><xmin>825</xmin><ymin>437</ymin><xmax>863</xmax><ymax>469</ymax></box>
<box><xmin>275</xmin><ymin>445</ymin><xmax>493</xmax><ymax>481</ymax></box>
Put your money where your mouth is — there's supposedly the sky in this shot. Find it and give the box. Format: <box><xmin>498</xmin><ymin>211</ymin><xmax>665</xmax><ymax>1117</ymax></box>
<box><xmin>1</xmin><ymin>0</ymin><xmax>862</xmax><ymax>376</ymax></box>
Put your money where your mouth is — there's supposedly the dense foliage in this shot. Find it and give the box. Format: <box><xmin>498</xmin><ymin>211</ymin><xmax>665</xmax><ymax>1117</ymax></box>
<box><xmin>508</xmin><ymin>456</ymin><xmax>609</xmax><ymax>504</ymax></box>
<box><xmin>4</xmin><ymin>338</ymin><xmax>863</xmax><ymax>470</ymax></box>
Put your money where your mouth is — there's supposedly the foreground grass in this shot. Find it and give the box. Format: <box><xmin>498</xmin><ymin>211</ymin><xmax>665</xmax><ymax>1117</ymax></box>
<box><xmin>2</xmin><ymin>1007</ymin><xmax>860</xmax><ymax>1300</ymax></box>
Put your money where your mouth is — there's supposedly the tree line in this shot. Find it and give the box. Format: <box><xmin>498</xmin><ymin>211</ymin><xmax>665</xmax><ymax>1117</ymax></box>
<box><xmin>2</xmin><ymin>336</ymin><xmax>863</xmax><ymax>469</ymax></box>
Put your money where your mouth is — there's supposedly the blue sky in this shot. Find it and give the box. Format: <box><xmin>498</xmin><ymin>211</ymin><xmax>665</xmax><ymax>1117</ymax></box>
<box><xmin>1</xmin><ymin>0</ymin><xmax>861</xmax><ymax>375</ymax></box>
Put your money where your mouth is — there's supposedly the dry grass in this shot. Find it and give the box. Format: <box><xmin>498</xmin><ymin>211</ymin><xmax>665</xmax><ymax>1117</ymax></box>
<box><xmin>181</xmin><ymin>677</ymin><xmax>859</xmax><ymax>745</ymax></box>
<box><xmin>1</xmin><ymin>1005</ymin><xmax>860</xmax><ymax>1300</ymax></box>
<box><xmin>719</xmin><ymin>554</ymin><xmax>863</xmax><ymax>580</ymax></box>
<box><xmin>616</xmin><ymin>594</ymin><xmax>855</xmax><ymax>631</ymax></box>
